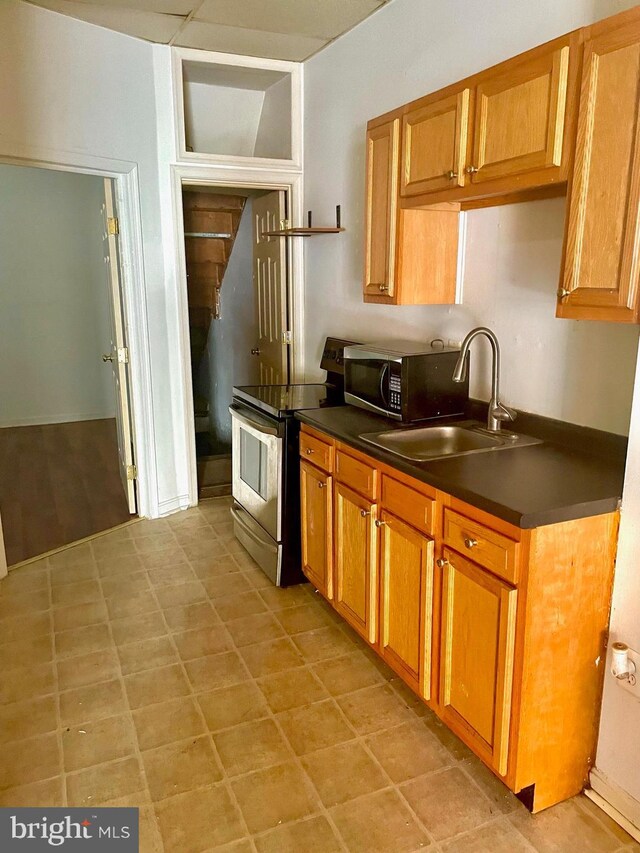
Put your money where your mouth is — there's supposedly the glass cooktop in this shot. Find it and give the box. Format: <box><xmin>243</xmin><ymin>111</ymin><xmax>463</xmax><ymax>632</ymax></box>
<box><xmin>233</xmin><ymin>384</ymin><xmax>338</xmax><ymax>418</ymax></box>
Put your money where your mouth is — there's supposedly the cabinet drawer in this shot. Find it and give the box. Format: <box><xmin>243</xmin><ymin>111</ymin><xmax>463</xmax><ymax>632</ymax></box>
<box><xmin>300</xmin><ymin>431</ymin><xmax>334</xmax><ymax>473</ymax></box>
<box><xmin>335</xmin><ymin>450</ymin><xmax>378</xmax><ymax>500</ymax></box>
<box><xmin>381</xmin><ymin>475</ymin><xmax>434</xmax><ymax>536</ymax></box>
<box><xmin>443</xmin><ymin>509</ymin><xmax>519</xmax><ymax>584</ymax></box>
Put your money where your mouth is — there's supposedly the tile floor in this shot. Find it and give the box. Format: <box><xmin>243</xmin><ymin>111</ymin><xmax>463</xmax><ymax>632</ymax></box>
<box><xmin>0</xmin><ymin>497</ymin><xmax>637</xmax><ymax>853</ymax></box>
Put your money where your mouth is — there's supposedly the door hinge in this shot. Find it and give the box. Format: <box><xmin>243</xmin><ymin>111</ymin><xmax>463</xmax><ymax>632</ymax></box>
<box><xmin>282</xmin><ymin>330</ymin><xmax>293</xmax><ymax>345</ymax></box>
<box><xmin>107</xmin><ymin>217</ymin><xmax>119</xmax><ymax>236</ymax></box>
<box><xmin>126</xmin><ymin>464</ymin><xmax>137</xmax><ymax>481</ymax></box>
<box><xmin>117</xmin><ymin>346</ymin><xmax>129</xmax><ymax>364</ymax></box>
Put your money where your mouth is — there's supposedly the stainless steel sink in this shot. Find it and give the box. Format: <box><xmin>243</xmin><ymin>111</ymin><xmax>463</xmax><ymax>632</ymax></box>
<box><xmin>359</xmin><ymin>421</ymin><xmax>541</xmax><ymax>462</ymax></box>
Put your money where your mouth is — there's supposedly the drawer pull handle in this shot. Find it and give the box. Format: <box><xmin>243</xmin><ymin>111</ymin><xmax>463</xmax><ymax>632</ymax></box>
<box><xmin>464</xmin><ymin>537</ymin><xmax>478</xmax><ymax>549</ymax></box>
<box><xmin>436</xmin><ymin>558</ymin><xmax>448</xmax><ymax>568</ymax></box>
<box><xmin>360</xmin><ymin>509</ymin><xmax>371</xmax><ymax>517</ymax></box>
<box><xmin>374</xmin><ymin>519</ymin><xmax>386</xmax><ymax>528</ymax></box>
<box><xmin>306</xmin><ymin>448</ymin><xmax>314</xmax><ymax>454</ymax></box>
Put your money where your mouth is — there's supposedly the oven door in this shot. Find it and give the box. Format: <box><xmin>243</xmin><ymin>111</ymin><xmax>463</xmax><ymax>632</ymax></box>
<box><xmin>230</xmin><ymin>403</ymin><xmax>283</xmax><ymax>542</ymax></box>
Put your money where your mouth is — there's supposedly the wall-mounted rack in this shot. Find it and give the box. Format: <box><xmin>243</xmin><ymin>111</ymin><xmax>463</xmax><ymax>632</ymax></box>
<box><xmin>262</xmin><ymin>205</ymin><xmax>345</xmax><ymax>237</ymax></box>
<box><xmin>184</xmin><ymin>232</ymin><xmax>232</xmax><ymax>239</ymax></box>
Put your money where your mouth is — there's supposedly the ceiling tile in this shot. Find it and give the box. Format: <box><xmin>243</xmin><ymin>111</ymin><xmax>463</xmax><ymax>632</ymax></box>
<box><xmin>54</xmin><ymin>0</ymin><xmax>196</xmax><ymax>12</ymax></box>
<box><xmin>25</xmin><ymin>1</ymin><xmax>186</xmax><ymax>43</ymax></box>
<box><xmin>175</xmin><ymin>20</ymin><xmax>327</xmax><ymax>61</ymax></box>
<box><xmin>194</xmin><ymin>0</ymin><xmax>383</xmax><ymax>40</ymax></box>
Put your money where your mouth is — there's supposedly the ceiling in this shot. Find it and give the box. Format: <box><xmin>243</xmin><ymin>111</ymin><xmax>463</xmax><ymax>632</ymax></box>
<box><xmin>23</xmin><ymin>0</ymin><xmax>391</xmax><ymax>61</ymax></box>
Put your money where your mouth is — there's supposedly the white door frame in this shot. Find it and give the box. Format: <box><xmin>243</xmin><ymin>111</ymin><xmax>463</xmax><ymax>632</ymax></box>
<box><xmin>0</xmin><ymin>148</ymin><xmax>158</xmax><ymax>518</ymax></box>
<box><xmin>170</xmin><ymin>164</ymin><xmax>305</xmax><ymax>508</ymax></box>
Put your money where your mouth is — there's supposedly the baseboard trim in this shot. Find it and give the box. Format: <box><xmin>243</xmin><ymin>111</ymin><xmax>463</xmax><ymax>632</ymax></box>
<box><xmin>0</xmin><ymin>413</ymin><xmax>116</xmax><ymax>428</ymax></box>
<box><xmin>587</xmin><ymin>769</ymin><xmax>640</xmax><ymax>842</ymax></box>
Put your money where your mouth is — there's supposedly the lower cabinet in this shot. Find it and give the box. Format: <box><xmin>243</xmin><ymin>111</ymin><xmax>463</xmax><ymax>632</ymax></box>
<box><xmin>300</xmin><ymin>460</ymin><xmax>333</xmax><ymax>599</ymax></box>
<box><xmin>439</xmin><ymin>548</ymin><xmax>517</xmax><ymax>776</ymax></box>
<box><xmin>379</xmin><ymin>510</ymin><xmax>434</xmax><ymax>699</ymax></box>
<box><xmin>333</xmin><ymin>483</ymin><xmax>378</xmax><ymax>643</ymax></box>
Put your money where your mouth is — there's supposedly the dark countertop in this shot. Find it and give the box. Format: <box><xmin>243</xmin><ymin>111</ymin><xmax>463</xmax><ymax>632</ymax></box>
<box><xmin>296</xmin><ymin>407</ymin><xmax>625</xmax><ymax>529</ymax></box>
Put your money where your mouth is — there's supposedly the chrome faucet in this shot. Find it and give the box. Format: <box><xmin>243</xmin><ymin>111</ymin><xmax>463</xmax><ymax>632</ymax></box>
<box><xmin>452</xmin><ymin>327</ymin><xmax>516</xmax><ymax>433</ymax></box>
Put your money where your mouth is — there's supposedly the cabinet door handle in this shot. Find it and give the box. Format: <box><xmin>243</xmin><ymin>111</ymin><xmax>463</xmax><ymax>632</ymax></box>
<box><xmin>360</xmin><ymin>509</ymin><xmax>371</xmax><ymax>517</ymax></box>
<box><xmin>306</xmin><ymin>448</ymin><xmax>314</xmax><ymax>455</ymax></box>
<box><xmin>445</xmin><ymin>170</ymin><xmax>458</xmax><ymax>180</ymax></box>
<box><xmin>318</xmin><ymin>482</ymin><xmax>325</xmax><ymax>489</ymax></box>
<box><xmin>464</xmin><ymin>537</ymin><xmax>478</xmax><ymax>549</ymax></box>
<box><xmin>557</xmin><ymin>288</ymin><xmax>570</xmax><ymax>300</ymax></box>
<box><xmin>465</xmin><ymin>165</ymin><xmax>479</xmax><ymax>174</ymax></box>
<box><xmin>436</xmin><ymin>558</ymin><xmax>448</xmax><ymax>568</ymax></box>
<box><xmin>374</xmin><ymin>519</ymin><xmax>386</xmax><ymax>528</ymax></box>
<box><xmin>378</xmin><ymin>283</ymin><xmax>389</xmax><ymax>293</ymax></box>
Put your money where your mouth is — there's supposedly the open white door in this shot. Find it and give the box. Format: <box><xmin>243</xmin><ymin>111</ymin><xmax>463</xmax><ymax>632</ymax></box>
<box><xmin>0</xmin><ymin>509</ymin><xmax>7</xmax><ymax>579</ymax></box>
<box><xmin>102</xmin><ymin>179</ymin><xmax>137</xmax><ymax>514</ymax></box>
<box><xmin>252</xmin><ymin>191</ymin><xmax>288</xmax><ymax>384</ymax></box>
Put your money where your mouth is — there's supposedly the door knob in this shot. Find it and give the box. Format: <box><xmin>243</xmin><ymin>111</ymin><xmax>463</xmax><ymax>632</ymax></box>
<box><xmin>251</xmin><ymin>348</ymin><xmax>261</xmax><ymax>355</ymax></box>
<box><xmin>465</xmin><ymin>165</ymin><xmax>479</xmax><ymax>174</ymax></box>
<box><xmin>445</xmin><ymin>170</ymin><xmax>458</xmax><ymax>180</ymax></box>
<box><xmin>102</xmin><ymin>353</ymin><xmax>114</xmax><ymax>363</ymax></box>
<box><xmin>464</xmin><ymin>537</ymin><xmax>478</xmax><ymax>549</ymax></box>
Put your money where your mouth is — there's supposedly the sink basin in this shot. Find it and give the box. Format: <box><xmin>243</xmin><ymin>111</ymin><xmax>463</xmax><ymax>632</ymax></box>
<box><xmin>359</xmin><ymin>421</ymin><xmax>541</xmax><ymax>462</ymax></box>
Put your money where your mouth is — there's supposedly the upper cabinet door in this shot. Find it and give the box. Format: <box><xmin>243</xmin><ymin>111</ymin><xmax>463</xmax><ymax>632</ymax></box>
<box><xmin>558</xmin><ymin>17</ymin><xmax>640</xmax><ymax>323</ymax></box>
<box><xmin>364</xmin><ymin>117</ymin><xmax>400</xmax><ymax>300</ymax></box>
<box><xmin>470</xmin><ymin>36</ymin><xmax>574</xmax><ymax>186</ymax></box>
<box><xmin>401</xmin><ymin>89</ymin><xmax>472</xmax><ymax>197</ymax></box>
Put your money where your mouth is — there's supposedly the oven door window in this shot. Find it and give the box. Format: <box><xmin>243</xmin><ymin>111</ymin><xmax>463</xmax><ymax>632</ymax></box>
<box><xmin>239</xmin><ymin>428</ymin><xmax>269</xmax><ymax>499</ymax></box>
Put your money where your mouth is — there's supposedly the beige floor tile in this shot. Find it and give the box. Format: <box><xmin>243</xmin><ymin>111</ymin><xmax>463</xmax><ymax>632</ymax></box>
<box><xmin>0</xmin><ymin>662</ymin><xmax>56</xmax><ymax>704</ymax></box>
<box><xmin>277</xmin><ymin>699</ymin><xmax>354</xmax><ymax>756</ymax></box>
<box><xmin>391</xmin><ymin>677</ymin><xmax>431</xmax><ymax>717</ymax></box>
<box><xmin>49</xmin><ymin>543</ymin><xmax>93</xmax><ymax>567</ymax></box>
<box><xmin>0</xmin><ymin>732</ymin><xmax>61</xmax><ymax>789</ymax></box>
<box><xmin>66</xmin><ymin>756</ymin><xmax>146</xmax><ymax>806</ymax></box>
<box><xmin>190</xmin><ymin>556</ymin><xmax>242</xmax><ymax>579</ymax></box>
<box><xmin>441</xmin><ymin>819</ymin><xmax>533</xmax><ymax>852</ymax></box>
<box><xmin>173</xmin><ymin>625</ymin><xmax>232</xmax><ymax>661</ymax></box>
<box><xmin>0</xmin><ymin>776</ymin><xmax>64</xmax><ymax>807</ymax></box>
<box><xmin>133</xmin><ymin>696</ymin><xmax>205</xmax><ymax>751</ymax></box>
<box><xmin>0</xmin><ymin>695</ymin><xmax>58</xmax><ymax>744</ymax></box>
<box><xmin>154</xmin><ymin>786</ymin><xmax>246</xmax><ymax>852</ymax></box>
<box><xmin>214</xmin><ymin>718</ymin><xmax>291</xmax><ymax>777</ymax></box>
<box><xmin>215</xmin><ymin>591</ymin><xmax>268</xmax><ymax>622</ymax></box>
<box><xmin>101</xmin><ymin>571</ymin><xmax>151</xmax><ymax>599</ymax></box>
<box><xmin>147</xmin><ymin>561</ymin><xmax>197</xmax><ymax>587</ymax></box>
<box><xmin>117</xmin><ymin>636</ymin><xmax>179</xmax><ymax>675</ymax></box>
<box><xmin>302</xmin><ymin>740</ymin><xmax>389</xmax><ymax>807</ymax></box>
<box><xmin>130</xmin><ymin>518</ymin><xmax>172</xmax><ymax>537</ymax></box>
<box><xmin>181</xmin><ymin>540</ymin><xmax>230</xmax><ymax>562</ymax></box>
<box><xmin>51</xmin><ymin>579</ymin><xmax>103</xmax><ymax>608</ymax></box>
<box><xmin>53</xmin><ymin>600</ymin><xmax>109</xmax><ymax>632</ymax></box>
<box><xmin>106</xmin><ymin>590</ymin><xmax>159</xmax><ymax>619</ymax></box>
<box><xmin>198</xmin><ymin>682</ymin><xmax>270</xmax><ymax>732</ymax></box>
<box><xmin>577</xmin><ymin>795</ymin><xmax>639</xmax><ymax>845</ymax></box>
<box><xmin>225</xmin><ymin>612</ymin><xmax>285</xmax><ymax>648</ymax></box>
<box><xmin>0</xmin><ymin>589</ymin><xmax>50</xmax><ymax>619</ymax></box>
<box><xmin>239</xmin><ymin>637</ymin><xmax>304</xmax><ymax>678</ymax></box>
<box><xmin>57</xmin><ymin>648</ymin><xmax>120</xmax><ymax>691</ymax></box>
<box><xmin>231</xmin><ymin>761</ymin><xmax>319</xmax><ymax>834</ymax></box>
<box><xmin>509</xmin><ymin>797</ymin><xmax>624</xmax><ymax>852</ymax></box>
<box><xmin>62</xmin><ymin>713</ymin><xmax>137</xmax><ymax>771</ymax></box>
<box><xmin>366</xmin><ymin>721</ymin><xmax>450</xmax><ymax>783</ymax></box>
<box><xmin>139</xmin><ymin>806</ymin><xmax>164</xmax><ymax>853</ymax></box>
<box><xmin>140</xmin><ymin>547</ymin><xmax>187</xmax><ymax>570</ymax></box>
<box><xmin>401</xmin><ymin>766</ymin><xmax>495</xmax><ymax>841</ymax></box>
<box><xmin>313</xmin><ymin>652</ymin><xmax>385</xmax><ymax>696</ymax></box>
<box><xmin>134</xmin><ymin>533</ymin><xmax>177</xmax><ymax>554</ymax></box>
<box><xmin>258</xmin><ymin>585</ymin><xmax>310</xmax><ymax>611</ymax></box>
<box><xmin>212</xmin><ymin>840</ymin><xmax>254</xmax><ymax>853</ymax></box>
<box><xmin>60</xmin><ymin>679</ymin><xmax>127</xmax><ymax>726</ymax></box>
<box><xmin>163</xmin><ymin>601</ymin><xmax>219</xmax><ymax>632</ymax></box>
<box><xmin>292</xmin><ymin>625</ymin><xmax>356</xmax><ymax>663</ymax></box>
<box><xmin>422</xmin><ymin>709</ymin><xmax>475</xmax><ymax>761</ymax></box>
<box><xmin>174</xmin><ymin>527</ymin><xmax>219</xmax><ymax>548</ymax></box>
<box><xmin>155</xmin><ymin>581</ymin><xmax>207</xmax><ymax>610</ymax></box>
<box><xmin>462</xmin><ymin>755</ymin><xmax>521</xmax><ymax>814</ymax></box>
<box><xmin>254</xmin><ymin>815</ymin><xmax>343</xmax><ymax>853</ymax></box>
<box><xmin>55</xmin><ymin>623</ymin><xmax>113</xmax><ymax>659</ymax></box>
<box><xmin>142</xmin><ymin>735</ymin><xmax>222</xmax><ymax>801</ymax></box>
<box><xmin>0</xmin><ymin>634</ymin><xmax>53</xmax><ymax>668</ymax></box>
<box><xmin>184</xmin><ymin>651</ymin><xmax>250</xmax><ymax>692</ymax></box>
<box><xmin>275</xmin><ymin>603</ymin><xmax>332</xmax><ymax>635</ymax></box>
<box><xmin>2</xmin><ymin>566</ymin><xmax>49</xmax><ymax>590</ymax></box>
<box><xmin>242</xmin><ymin>566</ymin><xmax>274</xmax><ymax>590</ymax></box>
<box><xmin>49</xmin><ymin>562</ymin><xmax>98</xmax><ymax>586</ymax></box>
<box><xmin>91</xmin><ymin>538</ymin><xmax>138</xmax><ymax>561</ymax></box>
<box><xmin>111</xmin><ymin>611</ymin><xmax>167</xmax><ymax>645</ymax></box>
<box><xmin>330</xmin><ymin>787</ymin><xmax>430</xmax><ymax>853</ymax></box>
<box><xmin>96</xmin><ymin>554</ymin><xmax>145</xmax><ymax>577</ymax></box>
<box><xmin>124</xmin><ymin>664</ymin><xmax>191</xmax><ymax>709</ymax></box>
<box><xmin>0</xmin><ymin>611</ymin><xmax>51</xmax><ymax>642</ymax></box>
<box><xmin>257</xmin><ymin>667</ymin><xmax>328</xmax><ymax>713</ymax></box>
<box><xmin>202</xmin><ymin>572</ymin><xmax>251</xmax><ymax>599</ymax></box>
<box><xmin>337</xmin><ymin>683</ymin><xmax>415</xmax><ymax>734</ymax></box>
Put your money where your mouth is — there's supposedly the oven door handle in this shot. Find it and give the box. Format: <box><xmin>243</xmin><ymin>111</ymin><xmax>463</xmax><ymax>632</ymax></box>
<box><xmin>230</xmin><ymin>504</ymin><xmax>279</xmax><ymax>552</ymax></box>
<box><xmin>229</xmin><ymin>403</ymin><xmax>279</xmax><ymax>437</ymax></box>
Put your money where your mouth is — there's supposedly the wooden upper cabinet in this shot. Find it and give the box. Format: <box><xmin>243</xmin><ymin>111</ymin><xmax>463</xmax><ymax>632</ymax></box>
<box><xmin>470</xmin><ymin>35</ymin><xmax>575</xmax><ymax>187</ymax></box>
<box><xmin>364</xmin><ymin>117</ymin><xmax>400</xmax><ymax>300</ymax></box>
<box><xmin>439</xmin><ymin>548</ymin><xmax>517</xmax><ymax>776</ymax></box>
<box><xmin>558</xmin><ymin>12</ymin><xmax>640</xmax><ymax>322</ymax></box>
<box><xmin>401</xmin><ymin>89</ymin><xmax>471</xmax><ymax>197</ymax></box>
<box><xmin>300</xmin><ymin>460</ymin><xmax>333</xmax><ymax>599</ymax></box>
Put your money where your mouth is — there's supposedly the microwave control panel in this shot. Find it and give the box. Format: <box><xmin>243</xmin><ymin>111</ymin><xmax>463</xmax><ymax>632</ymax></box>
<box><xmin>388</xmin><ymin>366</ymin><xmax>402</xmax><ymax>413</ymax></box>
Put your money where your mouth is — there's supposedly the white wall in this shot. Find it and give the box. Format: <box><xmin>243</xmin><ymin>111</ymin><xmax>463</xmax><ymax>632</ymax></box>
<box><xmin>184</xmin><ymin>82</ymin><xmax>264</xmax><ymax>157</ymax></box>
<box><xmin>303</xmin><ymin>0</ymin><xmax>639</xmax><ymax>436</ymax></box>
<box><xmin>254</xmin><ymin>76</ymin><xmax>292</xmax><ymax>159</ymax></box>
<box><xmin>0</xmin><ymin>0</ymin><xmax>184</xmax><ymax>513</ymax></box>
<box><xmin>0</xmin><ymin>164</ymin><xmax>115</xmax><ymax>426</ymax></box>
<box><xmin>303</xmin><ymin>0</ymin><xmax>640</xmax><ymax>813</ymax></box>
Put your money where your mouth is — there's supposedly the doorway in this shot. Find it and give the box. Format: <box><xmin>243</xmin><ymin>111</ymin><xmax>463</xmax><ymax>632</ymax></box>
<box><xmin>0</xmin><ymin>164</ymin><xmax>137</xmax><ymax>565</ymax></box>
<box><xmin>182</xmin><ymin>185</ymin><xmax>290</xmax><ymax>499</ymax></box>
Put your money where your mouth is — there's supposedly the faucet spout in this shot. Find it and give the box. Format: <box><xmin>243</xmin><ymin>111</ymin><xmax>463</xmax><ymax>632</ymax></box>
<box><xmin>453</xmin><ymin>327</ymin><xmax>516</xmax><ymax>433</ymax></box>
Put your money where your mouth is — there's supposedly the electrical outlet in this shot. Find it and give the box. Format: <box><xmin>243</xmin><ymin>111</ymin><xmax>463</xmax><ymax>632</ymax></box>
<box><xmin>612</xmin><ymin>645</ymin><xmax>640</xmax><ymax>700</ymax></box>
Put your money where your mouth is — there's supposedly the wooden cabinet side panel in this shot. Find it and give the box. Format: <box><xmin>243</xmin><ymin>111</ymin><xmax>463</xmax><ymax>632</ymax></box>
<box><xmin>512</xmin><ymin>512</ymin><xmax>619</xmax><ymax>811</ymax></box>
<box><xmin>300</xmin><ymin>461</ymin><xmax>333</xmax><ymax>599</ymax></box>
<box><xmin>395</xmin><ymin>208</ymin><xmax>459</xmax><ymax>305</ymax></box>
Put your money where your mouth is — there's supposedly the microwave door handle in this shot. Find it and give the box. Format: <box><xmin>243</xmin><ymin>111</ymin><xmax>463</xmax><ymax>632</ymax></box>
<box><xmin>229</xmin><ymin>404</ymin><xmax>279</xmax><ymax>437</ymax></box>
<box><xmin>379</xmin><ymin>363</ymin><xmax>390</xmax><ymax>409</ymax></box>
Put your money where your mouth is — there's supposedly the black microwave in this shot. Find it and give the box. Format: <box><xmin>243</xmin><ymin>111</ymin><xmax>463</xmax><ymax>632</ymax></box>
<box><xmin>343</xmin><ymin>341</ymin><xmax>469</xmax><ymax>422</ymax></box>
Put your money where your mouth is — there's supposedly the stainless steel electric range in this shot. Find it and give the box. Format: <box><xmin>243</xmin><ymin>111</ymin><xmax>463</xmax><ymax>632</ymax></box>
<box><xmin>229</xmin><ymin>337</ymin><xmax>356</xmax><ymax>586</ymax></box>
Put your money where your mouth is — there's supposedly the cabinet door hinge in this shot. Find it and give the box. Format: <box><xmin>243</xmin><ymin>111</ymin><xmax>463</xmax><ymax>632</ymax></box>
<box><xmin>107</xmin><ymin>217</ymin><xmax>119</xmax><ymax>236</ymax></box>
<box><xmin>282</xmin><ymin>330</ymin><xmax>293</xmax><ymax>345</ymax></box>
<box><xmin>126</xmin><ymin>464</ymin><xmax>137</xmax><ymax>481</ymax></box>
<box><xmin>117</xmin><ymin>346</ymin><xmax>129</xmax><ymax>364</ymax></box>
